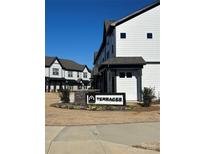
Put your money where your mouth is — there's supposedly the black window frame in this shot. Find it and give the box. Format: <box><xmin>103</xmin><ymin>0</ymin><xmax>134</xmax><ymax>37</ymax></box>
<box><xmin>77</xmin><ymin>72</ymin><xmax>80</xmax><ymax>78</ymax></box>
<box><xmin>147</xmin><ymin>33</ymin><xmax>153</xmax><ymax>39</ymax></box>
<box><xmin>120</xmin><ymin>33</ymin><xmax>126</xmax><ymax>39</ymax></box>
<box><xmin>126</xmin><ymin>72</ymin><xmax>132</xmax><ymax>78</ymax></box>
<box><xmin>119</xmin><ymin>72</ymin><xmax>125</xmax><ymax>78</ymax></box>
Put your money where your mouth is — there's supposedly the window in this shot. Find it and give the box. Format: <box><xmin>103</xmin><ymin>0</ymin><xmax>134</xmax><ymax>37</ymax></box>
<box><xmin>119</xmin><ymin>72</ymin><xmax>125</xmax><ymax>78</ymax></box>
<box><xmin>83</xmin><ymin>72</ymin><xmax>87</xmax><ymax>78</ymax></box>
<box><xmin>77</xmin><ymin>72</ymin><xmax>80</xmax><ymax>78</ymax></box>
<box><xmin>147</xmin><ymin>33</ymin><xmax>153</xmax><ymax>39</ymax></box>
<box><xmin>52</xmin><ymin>68</ymin><xmax>59</xmax><ymax>75</ymax></box>
<box><xmin>112</xmin><ymin>45</ymin><xmax>114</xmax><ymax>54</ymax></box>
<box><xmin>68</xmin><ymin>71</ymin><xmax>73</xmax><ymax>77</ymax></box>
<box><xmin>120</xmin><ymin>33</ymin><xmax>126</xmax><ymax>39</ymax></box>
<box><xmin>126</xmin><ymin>72</ymin><xmax>132</xmax><ymax>78</ymax></box>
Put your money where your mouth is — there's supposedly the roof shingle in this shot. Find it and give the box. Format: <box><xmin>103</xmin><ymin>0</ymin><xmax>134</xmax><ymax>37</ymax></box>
<box><xmin>45</xmin><ymin>56</ymin><xmax>89</xmax><ymax>72</ymax></box>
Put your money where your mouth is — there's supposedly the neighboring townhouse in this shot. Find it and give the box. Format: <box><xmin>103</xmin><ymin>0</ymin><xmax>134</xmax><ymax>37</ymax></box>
<box><xmin>92</xmin><ymin>1</ymin><xmax>160</xmax><ymax>101</ymax></box>
<box><xmin>45</xmin><ymin>56</ymin><xmax>91</xmax><ymax>92</ymax></box>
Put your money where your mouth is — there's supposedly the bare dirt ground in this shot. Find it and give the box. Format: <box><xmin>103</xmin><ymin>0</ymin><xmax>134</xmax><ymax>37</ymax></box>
<box><xmin>45</xmin><ymin>93</ymin><xmax>160</xmax><ymax>126</ymax></box>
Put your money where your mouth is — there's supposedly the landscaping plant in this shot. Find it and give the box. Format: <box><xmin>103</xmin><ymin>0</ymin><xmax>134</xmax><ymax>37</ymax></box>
<box><xmin>59</xmin><ymin>89</ymin><xmax>70</xmax><ymax>103</ymax></box>
<box><xmin>142</xmin><ymin>87</ymin><xmax>156</xmax><ymax>107</ymax></box>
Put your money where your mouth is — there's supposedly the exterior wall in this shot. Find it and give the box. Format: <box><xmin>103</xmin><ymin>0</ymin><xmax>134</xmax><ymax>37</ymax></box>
<box><xmin>105</xmin><ymin>31</ymin><xmax>116</xmax><ymax>60</ymax></box>
<box><xmin>82</xmin><ymin>67</ymin><xmax>91</xmax><ymax>80</ymax></box>
<box><xmin>95</xmin><ymin>30</ymin><xmax>116</xmax><ymax>65</ymax></box>
<box><xmin>49</xmin><ymin>60</ymin><xmax>63</xmax><ymax>78</ymax></box>
<box><xmin>142</xmin><ymin>64</ymin><xmax>160</xmax><ymax>98</ymax></box>
<box><xmin>115</xmin><ymin>6</ymin><xmax>160</xmax><ymax>61</ymax></box>
<box><xmin>45</xmin><ymin>67</ymin><xmax>49</xmax><ymax>77</ymax></box>
<box><xmin>64</xmin><ymin>71</ymin><xmax>80</xmax><ymax>80</ymax></box>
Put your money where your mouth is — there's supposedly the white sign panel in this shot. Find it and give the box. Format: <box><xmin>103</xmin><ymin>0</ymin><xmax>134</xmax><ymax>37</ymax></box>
<box><xmin>86</xmin><ymin>93</ymin><xmax>126</xmax><ymax>105</ymax></box>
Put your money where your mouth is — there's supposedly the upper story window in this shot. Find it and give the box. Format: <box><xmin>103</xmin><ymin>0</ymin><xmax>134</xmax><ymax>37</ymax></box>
<box><xmin>120</xmin><ymin>33</ymin><xmax>126</xmax><ymax>39</ymax></box>
<box><xmin>147</xmin><ymin>33</ymin><xmax>153</xmax><ymax>39</ymax></box>
<box><xmin>68</xmin><ymin>71</ymin><xmax>73</xmax><ymax>77</ymax></box>
<box><xmin>83</xmin><ymin>72</ymin><xmax>87</xmax><ymax>78</ymax></box>
<box><xmin>77</xmin><ymin>72</ymin><xmax>80</xmax><ymax>78</ymax></box>
<box><xmin>52</xmin><ymin>68</ymin><xmax>59</xmax><ymax>75</ymax></box>
<box><xmin>119</xmin><ymin>72</ymin><xmax>125</xmax><ymax>78</ymax></box>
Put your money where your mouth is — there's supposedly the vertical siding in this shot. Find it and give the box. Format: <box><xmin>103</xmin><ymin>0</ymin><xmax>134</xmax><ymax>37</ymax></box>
<box><xmin>115</xmin><ymin>6</ymin><xmax>160</xmax><ymax>61</ymax></box>
<box><xmin>142</xmin><ymin>64</ymin><xmax>160</xmax><ymax>98</ymax></box>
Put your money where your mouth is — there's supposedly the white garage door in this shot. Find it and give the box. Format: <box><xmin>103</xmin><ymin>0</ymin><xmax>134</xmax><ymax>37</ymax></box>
<box><xmin>116</xmin><ymin>71</ymin><xmax>137</xmax><ymax>101</ymax></box>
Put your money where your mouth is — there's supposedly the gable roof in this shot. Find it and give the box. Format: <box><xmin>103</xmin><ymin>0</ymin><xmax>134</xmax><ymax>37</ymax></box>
<box><xmin>94</xmin><ymin>0</ymin><xmax>160</xmax><ymax>63</ymax></box>
<box><xmin>45</xmin><ymin>56</ymin><xmax>91</xmax><ymax>72</ymax></box>
<box><xmin>111</xmin><ymin>0</ymin><xmax>160</xmax><ymax>27</ymax></box>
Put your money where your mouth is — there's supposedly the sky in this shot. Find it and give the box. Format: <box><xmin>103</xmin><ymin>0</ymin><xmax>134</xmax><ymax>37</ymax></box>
<box><xmin>46</xmin><ymin>0</ymin><xmax>157</xmax><ymax>68</ymax></box>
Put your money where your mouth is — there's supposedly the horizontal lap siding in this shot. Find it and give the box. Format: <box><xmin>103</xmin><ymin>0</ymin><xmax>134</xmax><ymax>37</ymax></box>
<box><xmin>142</xmin><ymin>64</ymin><xmax>160</xmax><ymax>98</ymax></box>
<box><xmin>115</xmin><ymin>6</ymin><xmax>160</xmax><ymax>62</ymax></box>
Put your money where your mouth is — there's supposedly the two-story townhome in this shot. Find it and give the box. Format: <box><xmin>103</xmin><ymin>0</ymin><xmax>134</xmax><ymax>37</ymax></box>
<box><xmin>92</xmin><ymin>1</ymin><xmax>160</xmax><ymax>101</ymax></box>
<box><xmin>45</xmin><ymin>56</ymin><xmax>91</xmax><ymax>92</ymax></box>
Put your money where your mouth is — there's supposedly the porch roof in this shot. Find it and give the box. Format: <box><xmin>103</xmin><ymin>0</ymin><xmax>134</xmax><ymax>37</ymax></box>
<box><xmin>98</xmin><ymin>57</ymin><xmax>146</xmax><ymax>70</ymax></box>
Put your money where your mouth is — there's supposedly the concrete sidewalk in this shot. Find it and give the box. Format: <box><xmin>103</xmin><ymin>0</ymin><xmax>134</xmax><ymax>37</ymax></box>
<box><xmin>46</xmin><ymin>122</ymin><xmax>159</xmax><ymax>154</ymax></box>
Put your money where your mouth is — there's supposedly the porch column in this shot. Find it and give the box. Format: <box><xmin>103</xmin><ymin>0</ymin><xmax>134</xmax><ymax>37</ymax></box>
<box><xmin>64</xmin><ymin>82</ymin><xmax>66</xmax><ymax>90</ymax></box>
<box><xmin>137</xmin><ymin>69</ymin><xmax>142</xmax><ymax>101</ymax></box>
<box><xmin>54</xmin><ymin>82</ymin><xmax>56</xmax><ymax>92</ymax></box>
<box><xmin>106</xmin><ymin>69</ymin><xmax>111</xmax><ymax>93</ymax></box>
<box><xmin>48</xmin><ymin>81</ymin><xmax>50</xmax><ymax>92</ymax></box>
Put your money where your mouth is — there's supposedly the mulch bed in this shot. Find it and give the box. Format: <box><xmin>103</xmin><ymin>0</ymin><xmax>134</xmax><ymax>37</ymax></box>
<box><xmin>50</xmin><ymin>102</ymin><xmax>160</xmax><ymax>112</ymax></box>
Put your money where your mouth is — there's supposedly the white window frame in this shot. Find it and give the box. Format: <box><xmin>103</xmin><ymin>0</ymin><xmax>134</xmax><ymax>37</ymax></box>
<box><xmin>83</xmin><ymin>72</ymin><xmax>87</xmax><ymax>78</ymax></box>
<box><xmin>68</xmin><ymin>71</ymin><xmax>73</xmax><ymax>77</ymax></box>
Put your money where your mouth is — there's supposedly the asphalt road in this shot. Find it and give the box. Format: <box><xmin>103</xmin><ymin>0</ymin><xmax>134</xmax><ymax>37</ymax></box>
<box><xmin>46</xmin><ymin>122</ymin><xmax>160</xmax><ymax>154</ymax></box>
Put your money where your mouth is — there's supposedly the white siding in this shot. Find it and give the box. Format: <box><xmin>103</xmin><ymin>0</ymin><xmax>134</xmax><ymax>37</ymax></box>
<box><xmin>142</xmin><ymin>64</ymin><xmax>160</xmax><ymax>98</ymax></box>
<box><xmin>116</xmin><ymin>70</ymin><xmax>137</xmax><ymax>101</ymax></box>
<box><xmin>49</xmin><ymin>60</ymin><xmax>63</xmax><ymax>78</ymax></box>
<box><xmin>64</xmin><ymin>71</ymin><xmax>78</xmax><ymax>80</ymax></box>
<box><xmin>45</xmin><ymin>68</ymin><xmax>49</xmax><ymax>77</ymax></box>
<box><xmin>82</xmin><ymin>67</ymin><xmax>91</xmax><ymax>80</ymax></box>
<box><xmin>115</xmin><ymin>6</ymin><xmax>160</xmax><ymax>61</ymax></box>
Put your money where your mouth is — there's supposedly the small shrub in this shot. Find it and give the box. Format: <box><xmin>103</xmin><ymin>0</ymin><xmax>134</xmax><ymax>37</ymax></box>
<box><xmin>59</xmin><ymin>89</ymin><xmax>70</xmax><ymax>103</ymax></box>
<box><xmin>143</xmin><ymin>87</ymin><xmax>156</xmax><ymax>107</ymax></box>
<box><xmin>68</xmin><ymin>105</ymin><xmax>74</xmax><ymax>109</ymax></box>
<box><xmin>60</xmin><ymin>104</ymin><xmax>68</xmax><ymax>109</ymax></box>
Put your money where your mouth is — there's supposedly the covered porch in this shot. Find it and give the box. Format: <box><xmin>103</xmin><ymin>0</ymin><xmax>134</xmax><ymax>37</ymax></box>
<box><xmin>96</xmin><ymin>57</ymin><xmax>146</xmax><ymax>101</ymax></box>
